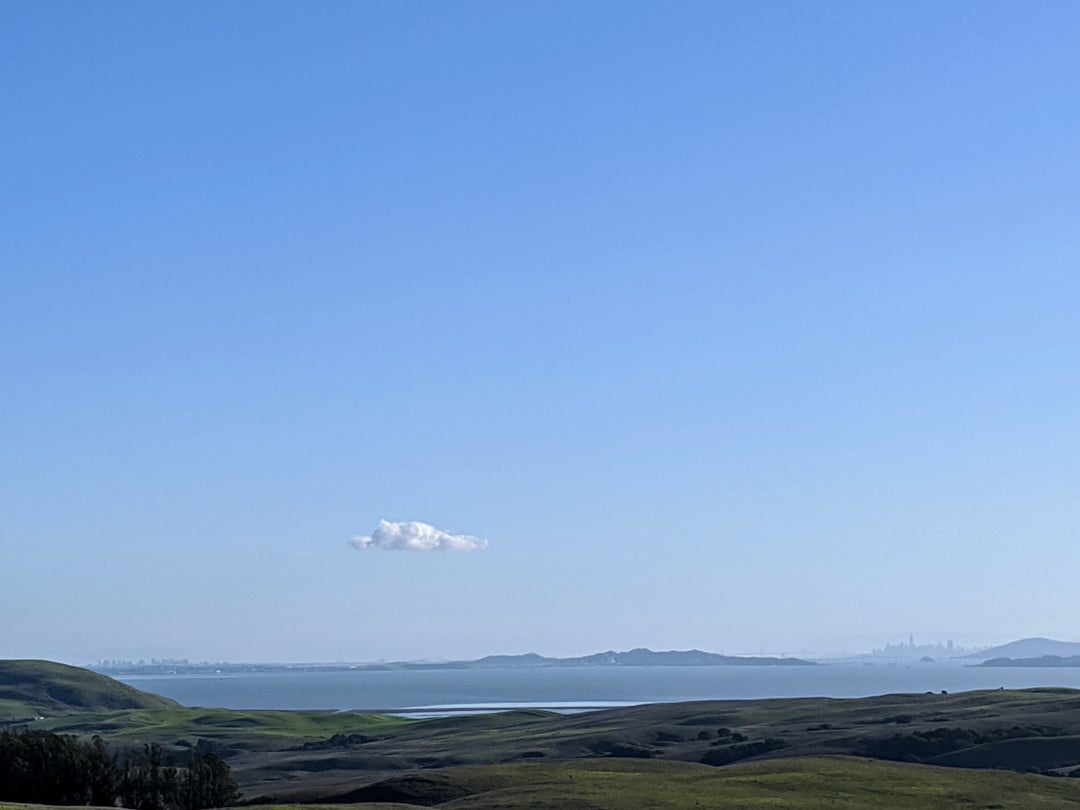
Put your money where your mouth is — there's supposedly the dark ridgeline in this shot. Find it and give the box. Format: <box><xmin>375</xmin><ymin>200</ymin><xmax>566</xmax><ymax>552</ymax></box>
<box><xmin>0</xmin><ymin>728</ymin><xmax>240</xmax><ymax>809</ymax></box>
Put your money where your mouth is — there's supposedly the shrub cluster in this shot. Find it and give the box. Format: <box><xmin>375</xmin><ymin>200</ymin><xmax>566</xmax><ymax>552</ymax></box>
<box><xmin>859</xmin><ymin>725</ymin><xmax>1061</xmax><ymax>763</ymax></box>
<box><xmin>0</xmin><ymin>729</ymin><xmax>240</xmax><ymax>809</ymax></box>
<box><xmin>700</xmin><ymin>737</ymin><xmax>787</xmax><ymax>766</ymax></box>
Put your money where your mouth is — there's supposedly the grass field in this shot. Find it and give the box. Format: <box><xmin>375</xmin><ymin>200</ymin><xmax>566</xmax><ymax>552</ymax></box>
<box><xmin>249</xmin><ymin>757</ymin><xmax>1080</xmax><ymax>808</ymax></box>
<box><xmin>0</xmin><ymin>699</ymin><xmax>38</xmax><ymax>720</ymax></box>
<box><xmin>14</xmin><ymin>686</ymin><xmax>1080</xmax><ymax>801</ymax></box>
<box><xmin>7</xmin><ymin>756</ymin><xmax>1080</xmax><ymax>808</ymax></box>
<box><xmin>9</xmin><ymin>661</ymin><xmax>1080</xmax><ymax>807</ymax></box>
<box><xmin>33</xmin><ymin>706</ymin><xmax>416</xmax><ymax>746</ymax></box>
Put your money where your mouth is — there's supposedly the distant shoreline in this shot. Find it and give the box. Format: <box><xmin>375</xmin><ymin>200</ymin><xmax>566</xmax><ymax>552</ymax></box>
<box><xmin>89</xmin><ymin>647</ymin><xmax>816</xmax><ymax>677</ymax></box>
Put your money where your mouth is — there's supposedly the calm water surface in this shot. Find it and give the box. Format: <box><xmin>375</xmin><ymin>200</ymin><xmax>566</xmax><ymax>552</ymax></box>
<box><xmin>118</xmin><ymin>665</ymin><xmax>1080</xmax><ymax>713</ymax></box>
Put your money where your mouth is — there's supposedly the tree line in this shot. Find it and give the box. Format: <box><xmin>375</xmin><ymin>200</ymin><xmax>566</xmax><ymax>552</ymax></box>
<box><xmin>0</xmin><ymin>728</ymin><xmax>240</xmax><ymax>808</ymax></box>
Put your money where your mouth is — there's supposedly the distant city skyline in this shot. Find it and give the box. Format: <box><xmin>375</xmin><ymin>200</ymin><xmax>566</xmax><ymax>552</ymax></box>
<box><xmin>4</xmin><ymin>2</ymin><xmax>1080</xmax><ymax>664</ymax></box>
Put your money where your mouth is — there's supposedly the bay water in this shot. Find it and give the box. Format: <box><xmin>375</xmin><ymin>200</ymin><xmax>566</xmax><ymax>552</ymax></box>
<box><xmin>117</xmin><ymin>664</ymin><xmax>1080</xmax><ymax>715</ymax></box>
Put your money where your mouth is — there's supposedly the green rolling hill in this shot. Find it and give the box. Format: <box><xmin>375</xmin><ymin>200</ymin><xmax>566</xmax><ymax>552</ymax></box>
<box><xmin>289</xmin><ymin>756</ymin><xmax>1080</xmax><ymax>809</ymax></box>
<box><xmin>0</xmin><ymin>659</ymin><xmax>178</xmax><ymax>718</ymax></box>
<box><xmin>9</xmin><ymin>661</ymin><xmax>1080</xmax><ymax>807</ymax></box>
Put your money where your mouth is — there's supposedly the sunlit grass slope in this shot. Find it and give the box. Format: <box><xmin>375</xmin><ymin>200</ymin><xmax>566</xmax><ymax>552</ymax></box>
<box><xmin>266</xmin><ymin>757</ymin><xmax>1080</xmax><ymax>809</ymax></box>
<box><xmin>0</xmin><ymin>660</ymin><xmax>178</xmax><ymax>716</ymax></box>
<box><xmin>37</xmin><ymin>706</ymin><xmax>414</xmax><ymax>743</ymax></box>
<box><xmin>11</xmin><ymin>756</ymin><xmax>1080</xmax><ymax>808</ymax></box>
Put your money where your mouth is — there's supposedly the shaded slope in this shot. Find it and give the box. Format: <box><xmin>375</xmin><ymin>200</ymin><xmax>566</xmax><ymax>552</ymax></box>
<box><xmin>928</xmin><ymin>735</ymin><xmax>1080</xmax><ymax>770</ymax></box>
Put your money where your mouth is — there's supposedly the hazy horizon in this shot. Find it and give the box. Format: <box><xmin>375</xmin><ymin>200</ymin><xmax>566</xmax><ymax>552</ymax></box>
<box><xmin>36</xmin><ymin>631</ymin><xmax>1068</xmax><ymax>669</ymax></box>
<box><xmin>4</xmin><ymin>2</ymin><xmax>1079</xmax><ymax>666</ymax></box>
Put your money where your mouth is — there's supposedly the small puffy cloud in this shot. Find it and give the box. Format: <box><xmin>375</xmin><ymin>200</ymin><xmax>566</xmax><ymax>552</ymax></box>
<box><xmin>350</xmin><ymin>519</ymin><xmax>488</xmax><ymax>552</ymax></box>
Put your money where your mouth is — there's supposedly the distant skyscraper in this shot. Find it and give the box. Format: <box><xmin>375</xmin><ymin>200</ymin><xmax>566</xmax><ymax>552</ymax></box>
<box><xmin>909</xmin><ymin>633</ymin><xmax>915</xmax><ymax>648</ymax></box>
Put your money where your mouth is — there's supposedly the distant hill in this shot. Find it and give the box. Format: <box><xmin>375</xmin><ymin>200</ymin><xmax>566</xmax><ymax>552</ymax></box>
<box><xmin>964</xmin><ymin>638</ymin><xmax>1080</xmax><ymax>660</ymax></box>
<box><xmin>393</xmin><ymin>648</ymin><xmax>816</xmax><ymax>670</ymax></box>
<box><xmin>0</xmin><ymin>659</ymin><xmax>179</xmax><ymax>717</ymax></box>
<box><xmin>93</xmin><ymin>649</ymin><xmax>816</xmax><ymax>677</ymax></box>
<box><xmin>977</xmin><ymin>655</ymin><xmax>1080</xmax><ymax>668</ymax></box>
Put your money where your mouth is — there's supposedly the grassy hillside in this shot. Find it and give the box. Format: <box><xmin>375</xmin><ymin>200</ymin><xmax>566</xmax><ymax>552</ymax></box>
<box><xmin>0</xmin><ymin>660</ymin><xmax>179</xmax><ymax>717</ymax></box>
<box><xmin>17</xmin><ymin>682</ymin><xmax>1080</xmax><ymax>802</ymax></box>
<box><xmin>248</xmin><ymin>757</ymin><xmax>1080</xmax><ymax>808</ymax></box>
<box><xmin>37</xmin><ymin>706</ymin><xmax>413</xmax><ymax>745</ymax></box>
<box><xmin>9</xmin><ymin>756</ymin><xmax>1080</xmax><ymax>809</ymax></box>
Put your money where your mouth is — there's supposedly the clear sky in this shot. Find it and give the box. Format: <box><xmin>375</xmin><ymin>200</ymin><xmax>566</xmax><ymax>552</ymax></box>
<box><xmin>3</xmin><ymin>1</ymin><xmax>1079</xmax><ymax>664</ymax></box>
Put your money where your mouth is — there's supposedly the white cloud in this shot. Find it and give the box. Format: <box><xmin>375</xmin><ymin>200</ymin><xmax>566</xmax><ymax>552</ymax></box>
<box><xmin>350</xmin><ymin>519</ymin><xmax>488</xmax><ymax>552</ymax></box>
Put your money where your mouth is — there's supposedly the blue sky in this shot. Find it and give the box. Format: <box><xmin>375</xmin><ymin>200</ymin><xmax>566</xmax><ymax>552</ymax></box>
<box><xmin>3</xmin><ymin>1</ymin><xmax>1079</xmax><ymax>663</ymax></box>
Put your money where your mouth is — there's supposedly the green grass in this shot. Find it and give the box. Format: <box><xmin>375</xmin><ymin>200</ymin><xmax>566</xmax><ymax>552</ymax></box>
<box><xmin>14</xmin><ymin>676</ymin><xmax>1080</xmax><ymax>805</ymax></box>
<box><xmin>36</xmin><ymin>706</ymin><xmax>415</xmax><ymax>744</ymax></box>
<box><xmin>0</xmin><ymin>660</ymin><xmax>178</xmax><ymax>716</ymax></box>
<box><xmin>313</xmin><ymin>756</ymin><xmax>1080</xmax><ymax>809</ymax></box>
<box><xmin>0</xmin><ymin>699</ymin><xmax>38</xmax><ymax>720</ymax></box>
